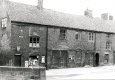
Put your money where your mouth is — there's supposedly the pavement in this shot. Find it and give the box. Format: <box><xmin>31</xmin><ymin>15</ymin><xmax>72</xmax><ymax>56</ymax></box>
<box><xmin>46</xmin><ymin>65</ymin><xmax>115</xmax><ymax>80</ymax></box>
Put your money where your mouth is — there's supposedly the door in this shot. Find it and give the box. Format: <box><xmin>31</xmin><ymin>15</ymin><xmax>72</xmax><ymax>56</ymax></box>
<box><xmin>52</xmin><ymin>50</ymin><xmax>60</xmax><ymax>68</ymax></box>
<box><xmin>14</xmin><ymin>54</ymin><xmax>21</xmax><ymax>66</ymax></box>
<box><xmin>95</xmin><ymin>53</ymin><xmax>99</xmax><ymax>66</ymax></box>
<box><xmin>59</xmin><ymin>51</ymin><xmax>68</xmax><ymax>68</ymax></box>
<box><xmin>51</xmin><ymin>50</ymin><xmax>68</xmax><ymax>68</ymax></box>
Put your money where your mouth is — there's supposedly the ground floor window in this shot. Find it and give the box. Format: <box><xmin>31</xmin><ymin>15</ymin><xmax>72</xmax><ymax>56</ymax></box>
<box><xmin>28</xmin><ymin>55</ymin><xmax>40</xmax><ymax>67</ymax></box>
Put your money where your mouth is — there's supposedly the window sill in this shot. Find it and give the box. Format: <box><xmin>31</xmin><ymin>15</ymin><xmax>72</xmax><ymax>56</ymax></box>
<box><xmin>29</xmin><ymin>46</ymin><xmax>40</xmax><ymax>48</ymax></box>
<box><xmin>88</xmin><ymin>40</ymin><xmax>94</xmax><ymax>43</ymax></box>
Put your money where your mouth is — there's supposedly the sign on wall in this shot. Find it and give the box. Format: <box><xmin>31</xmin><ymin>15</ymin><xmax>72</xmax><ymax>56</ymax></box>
<box><xmin>41</xmin><ymin>56</ymin><xmax>45</xmax><ymax>63</ymax></box>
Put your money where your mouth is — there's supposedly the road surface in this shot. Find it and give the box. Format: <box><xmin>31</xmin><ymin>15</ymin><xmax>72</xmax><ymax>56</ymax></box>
<box><xmin>46</xmin><ymin>66</ymin><xmax>115</xmax><ymax>80</ymax></box>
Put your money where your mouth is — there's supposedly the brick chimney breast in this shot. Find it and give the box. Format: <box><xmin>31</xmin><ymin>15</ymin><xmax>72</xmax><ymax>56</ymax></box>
<box><xmin>101</xmin><ymin>13</ymin><xmax>108</xmax><ymax>20</ymax></box>
<box><xmin>37</xmin><ymin>0</ymin><xmax>43</xmax><ymax>10</ymax></box>
<box><xmin>84</xmin><ymin>9</ymin><xmax>93</xmax><ymax>18</ymax></box>
<box><xmin>109</xmin><ymin>15</ymin><xmax>113</xmax><ymax>20</ymax></box>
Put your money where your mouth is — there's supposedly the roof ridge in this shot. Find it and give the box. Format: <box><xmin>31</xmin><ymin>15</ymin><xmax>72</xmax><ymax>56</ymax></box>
<box><xmin>9</xmin><ymin>0</ymin><xmax>37</xmax><ymax>7</ymax></box>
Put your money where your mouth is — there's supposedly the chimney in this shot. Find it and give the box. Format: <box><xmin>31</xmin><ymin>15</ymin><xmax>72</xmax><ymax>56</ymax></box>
<box><xmin>84</xmin><ymin>9</ymin><xmax>93</xmax><ymax>18</ymax></box>
<box><xmin>109</xmin><ymin>15</ymin><xmax>113</xmax><ymax>20</ymax></box>
<box><xmin>101</xmin><ymin>13</ymin><xmax>108</xmax><ymax>20</ymax></box>
<box><xmin>37</xmin><ymin>0</ymin><xmax>43</xmax><ymax>10</ymax></box>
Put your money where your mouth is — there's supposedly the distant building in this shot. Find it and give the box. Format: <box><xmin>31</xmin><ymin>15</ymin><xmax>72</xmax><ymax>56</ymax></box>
<box><xmin>0</xmin><ymin>0</ymin><xmax>115</xmax><ymax>69</ymax></box>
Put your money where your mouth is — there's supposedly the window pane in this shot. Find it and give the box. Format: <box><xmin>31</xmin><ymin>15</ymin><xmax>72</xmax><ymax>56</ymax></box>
<box><xmin>76</xmin><ymin>34</ymin><xmax>78</xmax><ymax>39</ymax></box>
<box><xmin>33</xmin><ymin>37</ymin><xmax>36</xmax><ymax>43</ymax></box>
<box><xmin>30</xmin><ymin>37</ymin><xmax>32</xmax><ymax>43</ymax></box>
<box><xmin>88</xmin><ymin>32</ymin><xmax>94</xmax><ymax>41</ymax></box>
<box><xmin>29</xmin><ymin>36</ymin><xmax>40</xmax><ymax>47</ymax></box>
<box><xmin>37</xmin><ymin>37</ymin><xmax>39</xmax><ymax>43</ymax></box>
<box><xmin>60</xmin><ymin>29</ymin><xmax>66</xmax><ymax>39</ymax></box>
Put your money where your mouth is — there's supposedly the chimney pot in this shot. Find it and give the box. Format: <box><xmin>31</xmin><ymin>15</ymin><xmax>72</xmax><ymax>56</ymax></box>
<box><xmin>37</xmin><ymin>0</ymin><xmax>43</xmax><ymax>10</ymax></box>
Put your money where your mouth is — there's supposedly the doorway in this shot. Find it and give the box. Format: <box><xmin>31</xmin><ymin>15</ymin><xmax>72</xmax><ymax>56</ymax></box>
<box><xmin>51</xmin><ymin>50</ymin><xmax>68</xmax><ymax>68</ymax></box>
<box><xmin>95</xmin><ymin>53</ymin><xmax>99</xmax><ymax>66</ymax></box>
<box><xmin>14</xmin><ymin>54</ymin><xmax>21</xmax><ymax>66</ymax></box>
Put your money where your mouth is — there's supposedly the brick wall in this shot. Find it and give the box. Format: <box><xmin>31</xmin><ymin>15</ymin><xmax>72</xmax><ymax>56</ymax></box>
<box><xmin>48</xmin><ymin>27</ymin><xmax>95</xmax><ymax>51</ymax></box>
<box><xmin>48</xmin><ymin>27</ymin><xmax>115</xmax><ymax>68</ymax></box>
<box><xmin>96</xmin><ymin>33</ymin><xmax>114</xmax><ymax>65</ymax></box>
<box><xmin>11</xmin><ymin>22</ymin><xmax>47</xmax><ymax>67</ymax></box>
<box><xmin>0</xmin><ymin>66</ymin><xmax>46</xmax><ymax>80</ymax></box>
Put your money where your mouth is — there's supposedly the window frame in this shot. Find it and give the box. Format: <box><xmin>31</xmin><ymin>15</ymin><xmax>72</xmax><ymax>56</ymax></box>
<box><xmin>1</xmin><ymin>17</ymin><xmax>7</xmax><ymax>28</ymax></box>
<box><xmin>29</xmin><ymin>36</ymin><xmax>40</xmax><ymax>48</ymax></box>
<box><xmin>75</xmin><ymin>31</ymin><xmax>81</xmax><ymax>40</ymax></box>
<box><xmin>88</xmin><ymin>32</ymin><xmax>94</xmax><ymax>42</ymax></box>
<box><xmin>106</xmin><ymin>42</ymin><xmax>111</xmax><ymax>50</ymax></box>
<box><xmin>106</xmin><ymin>34</ymin><xmax>111</xmax><ymax>38</ymax></box>
<box><xmin>59</xmin><ymin>28</ymin><xmax>67</xmax><ymax>40</ymax></box>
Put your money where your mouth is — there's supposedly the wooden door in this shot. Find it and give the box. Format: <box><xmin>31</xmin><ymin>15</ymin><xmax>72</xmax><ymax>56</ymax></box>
<box><xmin>59</xmin><ymin>51</ymin><xmax>68</xmax><ymax>68</ymax></box>
<box><xmin>14</xmin><ymin>54</ymin><xmax>21</xmax><ymax>66</ymax></box>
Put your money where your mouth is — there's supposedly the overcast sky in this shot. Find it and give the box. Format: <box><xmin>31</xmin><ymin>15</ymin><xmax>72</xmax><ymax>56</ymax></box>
<box><xmin>9</xmin><ymin>0</ymin><xmax>115</xmax><ymax>18</ymax></box>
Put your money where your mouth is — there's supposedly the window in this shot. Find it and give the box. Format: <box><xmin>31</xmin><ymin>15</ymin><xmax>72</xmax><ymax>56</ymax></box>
<box><xmin>106</xmin><ymin>34</ymin><xmax>111</xmax><ymax>38</ymax></box>
<box><xmin>75</xmin><ymin>32</ymin><xmax>81</xmax><ymax>40</ymax></box>
<box><xmin>29</xmin><ymin>36</ymin><xmax>40</xmax><ymax>47</ymax></box>
<box><xmin>2</xmin><ymin>18</ymin><xmax>7</xmax><ymax>28</ymax></box>
<box><xmin>60</xmin><ymin>28</ymin><xmax>67</xmax><ymax>40</ymax></box>
<box><xmin>106</xmin><ymin>34</ymin><xmax>112</xmax><ymax>38</ymax></box>
<box><xmin>106</xmin><ymin>42</ymin><xmax>111</xmax><ymax>50</ymax></box>
<box><xmin>88</xmin><ymin>32</ymin><xmax>94</xmax><ymax>42</ymax></box>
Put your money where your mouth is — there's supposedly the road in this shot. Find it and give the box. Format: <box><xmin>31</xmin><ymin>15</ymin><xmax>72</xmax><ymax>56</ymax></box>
<box><xmin>46</xmin><ymin>65</ymin><xmax>115</xmax><ymax>80</ymax></box>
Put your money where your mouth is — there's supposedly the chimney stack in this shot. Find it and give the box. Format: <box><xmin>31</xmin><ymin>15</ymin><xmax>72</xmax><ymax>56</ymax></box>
<box><xmin>109</xmin><ymin>15</ymin><xmax>113</xmax><ymax>20</ymax></box>
<box><xmin>37</xmin><ymin>0</ymin><xmax>43</xmax><ymax>10</ymax></box>
<box><xmin>101</xmin><ymin>13</ymin><xmax>108</xmax><ymax>20</ymax></box>
<box><xmin>84</xmin><ymin>9</ymin><xmax>93</xmax><ymax>18</ymax></box>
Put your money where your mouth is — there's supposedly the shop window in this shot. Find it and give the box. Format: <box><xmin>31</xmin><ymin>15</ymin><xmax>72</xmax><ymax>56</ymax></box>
<box><xmin>88</xmin><ymin>32</ymin><xmax>94</xmax><ymax>42</ymax></box>
<box><xmin>106</xmin><ymin>42</ymin><xmax>111</xmax><ymax>50</ymax></box>
<box><xmin>2</xmin><ymin>18</ymin><xmax>7</xmax><ymax>28</ymax></box>
<box><xmin>75</xmin><ymin>31</ymin><xmax>81</xmax><ymax>40</ymax></box>
<box><xmin>29</xmin><ymin>36</ymin><xmax>40</xmax><ymax>47</ymax></box>
<box><xmin>28</xmin><ymin>56</ymin><xmax>40</xmax><ymax>67</ymax></box>
<box><xmin>60</xmin><ymin>28</ymin><xmax>67</xmax><ymax>40</ymax></box>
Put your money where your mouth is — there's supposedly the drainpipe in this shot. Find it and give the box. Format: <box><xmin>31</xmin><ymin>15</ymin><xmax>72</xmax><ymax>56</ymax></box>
<box><xmin>45</xmin><ymin>26</ymin><xmax>48</xmax><ymax>70</ymax></box>
<box><xmin>93</xmin><ymin>33</ymin><xmax>96</xmax><ymax>67</ymax></box>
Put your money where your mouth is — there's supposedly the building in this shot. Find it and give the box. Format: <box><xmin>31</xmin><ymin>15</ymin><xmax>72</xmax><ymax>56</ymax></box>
<box><xmin>0</xmin><ymin>0</ymin><xmax>115</xmax><ymax>69</ymax></box>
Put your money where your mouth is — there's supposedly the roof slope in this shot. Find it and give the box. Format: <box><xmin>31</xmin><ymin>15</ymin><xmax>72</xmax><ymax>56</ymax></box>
<box><xmin>7</xmin><ymin>1</ymin><xmax>115</xmax><ymax>33</ymax></box>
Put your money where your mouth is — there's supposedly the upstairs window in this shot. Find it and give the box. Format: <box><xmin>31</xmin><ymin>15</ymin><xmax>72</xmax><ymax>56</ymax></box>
<box><xmin>106</xmin><ymin>34</ymin><xmax>111</xmax><ymax>38</ymax></box>
<box><xmin>60</xmin><ymin>28</ymin><xmax>67</xmax><ymax>40</ymax></box>
<box><xmin>29</xmin><ymin>36</ymin><xmax>40</xmax><ymax>48</ymax></box>
<box><xmin>2</xmin><ymin>18</ymin><xmax>7</xmax><ymax>28</ymax></box>
<box><xmin>75</xmin><ymin>31</ymin><xmax>81</xmax><ymax>40</ymax></box>
<box><xmin>106</xmin><ymin>42</ymin><xmax>111</xmax><ymax>50</ymax></box>
<box><xmin>88</xmin><ymin>32</ymin><xmax>94</xmax><ymax>42</ymax></box>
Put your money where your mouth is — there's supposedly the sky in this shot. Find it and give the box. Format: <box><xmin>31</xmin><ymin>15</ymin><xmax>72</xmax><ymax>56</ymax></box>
<box><xmin>9</xmin><ymin>0</ymin><xmax>115</xmax><ymax>18</ymax></box>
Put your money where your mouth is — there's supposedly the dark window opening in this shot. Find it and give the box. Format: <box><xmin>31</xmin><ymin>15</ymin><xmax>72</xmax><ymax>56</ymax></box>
<box><xmin>29</xmin><ymin>36</ymin><xmax>40</xmax><ymax>47</ymax></box>
<box><xmin>60</xmin><ymin>29</ymin><xmax>67</xmax><ymax>40</ymax></box>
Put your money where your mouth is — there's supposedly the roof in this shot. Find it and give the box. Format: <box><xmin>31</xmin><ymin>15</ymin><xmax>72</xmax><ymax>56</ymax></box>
<box><xmin>6</xmin><ymin>1</ymin><xmax>115</xmax><ymax>33</ymax></box>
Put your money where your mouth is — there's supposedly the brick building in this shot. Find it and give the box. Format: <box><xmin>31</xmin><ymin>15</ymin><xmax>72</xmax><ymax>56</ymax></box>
<box><xmin>0</xmin><ymin>0</ymin><xmax>115</xmax><ymax>69</ymax></box>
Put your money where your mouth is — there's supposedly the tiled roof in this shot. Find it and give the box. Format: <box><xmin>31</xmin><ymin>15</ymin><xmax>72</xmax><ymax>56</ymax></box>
<box><xmin>7</xmin><ymin>1</ymin><xmax>115</xmax><ymax>33</ymax></box>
